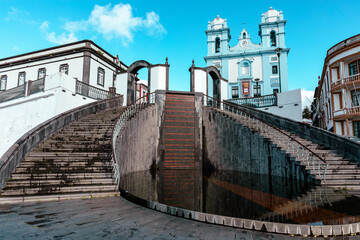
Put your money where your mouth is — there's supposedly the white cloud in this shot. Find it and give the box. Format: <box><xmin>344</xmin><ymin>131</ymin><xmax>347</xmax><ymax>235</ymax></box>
<box><xmin>301</xmin><ymin>90</ymin><xmax>314</xmax><ymax>109</ymax></box>
<box><xmin>4</xmin><ymin>7</ymin><xmax>37</xmax><ymax>25</ymax></box>
<box><xmin>64</xmin><ymin>3</ymin><xmax>166</xmax><ymax>45</ymax></box>
<box><xmin>41</xmin><ymin>21</ymin><xmax>78</xmax><ymax>45</ymax></box>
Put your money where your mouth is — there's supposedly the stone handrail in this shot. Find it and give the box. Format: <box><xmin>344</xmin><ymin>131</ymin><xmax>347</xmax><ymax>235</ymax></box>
<box><xmin>234</xmin><ymin>98</ymin><xmax>360</xmax><ymax>161</ymax></box>
<box><xmin>0</xmin><ymin>95</ymin><xmax>123</xmax><ymax>189</ymax></box>
<box><xmin>111</xmin><ymin>92</ymin><xmax>156</xmax><ymax>188</ymax></box>
<box><xmin>76</xmin><ymin>80</ymin><xmax>119</xmax><ymax>100</ymax></box>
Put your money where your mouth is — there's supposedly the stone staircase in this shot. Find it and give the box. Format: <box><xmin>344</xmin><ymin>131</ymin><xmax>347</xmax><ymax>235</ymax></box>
<box><xmin>0</xmin><ymin>107</ymin><xmax>124</xmax><ymax>204</ymax></box>
<box><xmin>161</xmin><ymin>93</ymin><xmax>196</xmax><ymax>169</ymax></box>
<box><xmin>214</xmin><ymin>108</ymin><xmax>360</xmax><ymax>192</ymax></box>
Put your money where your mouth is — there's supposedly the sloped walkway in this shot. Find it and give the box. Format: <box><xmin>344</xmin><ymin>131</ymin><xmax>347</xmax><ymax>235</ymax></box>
<box><xmin>0</xmin><ymin>196</ymin><xmax>328</xmax><ymax>240</ymax></box>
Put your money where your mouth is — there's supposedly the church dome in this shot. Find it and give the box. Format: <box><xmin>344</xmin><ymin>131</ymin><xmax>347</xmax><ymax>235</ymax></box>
<box><xmin>208</xmin><ymin>15</ymin><xmax>227</xmax><ymax>30</ymax></box>
<box><xmin>262</xmin><ymin>7</ymin><xmax>283</xmax><ymax>23</ymax></box>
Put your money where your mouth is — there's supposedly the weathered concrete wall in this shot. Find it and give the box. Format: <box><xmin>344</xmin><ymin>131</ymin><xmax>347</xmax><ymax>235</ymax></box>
<box><xmin>237</xmin><ymin>105</ymin><xmax>360</xmax><ymax>161</ymax></box>
<box><xmin>116</xmin><ymin>105</ymin><xmax>160</xmax><ymax>176</ymax></box>
<box><xmin>202</xmin><ymin>107</ymin><xmax>311</xmax><ymax>182</ymax></box>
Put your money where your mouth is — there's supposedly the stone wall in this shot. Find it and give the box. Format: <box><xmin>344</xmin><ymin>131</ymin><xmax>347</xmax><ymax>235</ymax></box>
<box><xmin>237</xmin><ymin>105</ymin><xmax>360</xmax><ymax>161</ymax></box>
<box><xmin>202</xmin><ymin>107</ymin><xmax>312</xmax><ymax>182</ymax></box>
<box><xmin>116</xmin><ymin>104</ymin><xmax>160</xmax><ymax>176</ymax></box>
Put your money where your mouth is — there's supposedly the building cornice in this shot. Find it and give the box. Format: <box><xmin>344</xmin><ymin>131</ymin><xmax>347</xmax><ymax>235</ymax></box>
<box><xmin>259</xmin><ymin>20</ymin><xmax>286</xmax><ymax>26</ymax></box>
<box><xmin>205</xmin><ymin>28</ymin><xmax>230</xmax><ymax>33</ymax></box>
<box><xmin>0</xmin><ymin>40</ymin><xmax>128</xmax><ymax>72</ymax></box>
<box><xmin>204</xmin><ymin>48</ymin><xmax>290</xmax><ymax>60</ymax></box>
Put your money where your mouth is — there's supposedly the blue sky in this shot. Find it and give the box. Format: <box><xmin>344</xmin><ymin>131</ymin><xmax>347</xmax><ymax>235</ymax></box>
<box><xmin>1</xmin><ymin>0</ymin><xmax>360</xmax><ymax>95</ymax></box>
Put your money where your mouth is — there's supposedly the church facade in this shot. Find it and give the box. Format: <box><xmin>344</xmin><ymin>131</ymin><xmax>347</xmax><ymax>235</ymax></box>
<box><xmin>204</xmin><ymin>7</ymin><xmax>290</xmax><ymax>99</ymax></box>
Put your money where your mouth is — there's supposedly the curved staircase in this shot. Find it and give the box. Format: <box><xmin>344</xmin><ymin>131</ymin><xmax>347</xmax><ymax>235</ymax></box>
<box><xmin>0</xmin><ymin>107</ymin><xmax>123</xmax><ymax>204</ymax></box>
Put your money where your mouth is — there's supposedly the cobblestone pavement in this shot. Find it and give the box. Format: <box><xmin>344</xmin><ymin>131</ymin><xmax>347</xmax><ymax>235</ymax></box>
<box><xmin>0</xmin><ymin>196</ymin><xmax>356</xmax><ymax>240</ymax></box>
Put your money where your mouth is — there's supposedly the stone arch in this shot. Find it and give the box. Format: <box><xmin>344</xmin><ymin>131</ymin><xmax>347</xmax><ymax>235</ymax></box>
<box><xmin>127</xmin><ymin>60</ymin><xmax>152</xmax><ymax>105</ymax></box>
<box><xmin>205</xmin><ymin>66</ymin><xmax>222</xmax><ymax>101</ymax></box>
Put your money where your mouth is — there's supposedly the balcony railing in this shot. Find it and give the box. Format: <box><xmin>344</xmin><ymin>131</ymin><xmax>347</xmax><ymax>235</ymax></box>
<box><xmin>331</xmin><ymin>73</ymin><xmax>360</xmax><ymax>91</ymax></box>
<box><xmin>0</xmin><ymin>84</ymin><xmax>26</xmax><ymax>103</ymax></box>
<box><xmin>226</xmin><ymin>94</ymin><xmax>277</xmax><ymax>108</ymax></box>
<box><xmin>28</xmin><ymin>78</ymin><xmax>45</xmax><ymax>95</ymax></box>
<box><xmin>76</xmin><ymin>80</ymin><xmax>119</xmax><ymax>100</ymax></box>
<box><xmin>334</xmin><ymin>106</ymin><xmax>360</xmax><ymax>119</ymax></box>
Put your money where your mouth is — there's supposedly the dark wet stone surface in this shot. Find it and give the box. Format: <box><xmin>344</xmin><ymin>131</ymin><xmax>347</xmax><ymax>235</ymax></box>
<box><xmin>120</xmin><ymin>169</ymin><xmax>360</xmax><ymax>225</ymax></box>
<box><xmin>0</xmin><ymin>196</ymin><xmax>312</xmax><ymax>240</ymax></box>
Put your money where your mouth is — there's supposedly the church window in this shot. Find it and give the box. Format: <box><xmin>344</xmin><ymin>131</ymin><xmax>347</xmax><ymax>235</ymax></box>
<box><xmin>0</xmin><ymin>75</ymin><xmax>7</xmax><ymax>90</ymax></box>
<box><xmin>97</xmin><ymin>67</ymin><xmax>105</xmax><ymax>86</ymax></box>
<box><xmin>270</xmin><ymin>31</ymin><xmax>276</xmax><ymax>47</ymax></box>
<box><xmin>241</xmin><ymin>62</ymin><xmax>250</xmax><ymax>75</ymax></box>
<box><xmin>272</xmin><ymin>65</ymin><xmax>278</xmax><ymax>74</ymax></box>
<box><xmin>243</xmin><ymin>32</ymin><xmax>246</xmax><ymax>39</ymax></box>
<box><xmin>60</xmin><ymin>64</ymin><xmax>69</xmax><ymax>75</ymax></box>
<box><xmin>18</xmin><ymin>72</ymin><xmax>25</xmax><ymax>86</ymax></box>
<box><xmin>38</xmin><ymin>68</ymin><xmax>46</xmax><ymax>79</ymax></box>
<box><xmin>232</xmin><ymin>86</ymin><xmax>239</xmax><ymax>98</ymax></box>
<box><xmin>349</xmin><ymin>60</ymin><xmax>360</xmax><ymax>76</ymax></box>
<box><xmin>253</xmin><ymin>84</ymin><xmax>261</xmax><ymax>97</ymax></box>
<box><xmin>215</xmin><ymin>37</ymin><xmax>220</xmax><ymax>53</ymax></box>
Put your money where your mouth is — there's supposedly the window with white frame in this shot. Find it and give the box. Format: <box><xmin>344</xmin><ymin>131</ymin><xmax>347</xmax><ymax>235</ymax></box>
<box><xmin>232</xmin><ymin>86</ymin><xmax>239</xmax><ymax>98</ymax></box>
<box><xmin>253</xmin><ymin>84</ymin><xmax>261</xmax><ymax>97</ymax></box>
<box><xmin>38</xmin><ymin>68</ymin><xmax>46</xmax><ymax>79</ymax></box>
<box><xmin>97</xmin><ymin>67</ymin><xmax>105</xmax><ymax>86</ymax></box>
<box><xmin>241</xmin><ymin>62</ymin><xmax>250</xmax><ymax>75</ymax></box>
<box><xmin>272</xmin><ymin>65</ymin><xmax>278</xmax><ymax>74</ymax></box>
<box><xmin>59</xmin><ymin>64</ymin><xmax>69</xmax><ymax>74</ymax></box>
<box><xmin>0</xmin><ymin>75</ymin><xmax>7</xmax><ymax>90</ymax></box>
<box><xmin>18</xmin><ymin>72</ymin><xmax>25</xmax><ymax>86</ymax></box>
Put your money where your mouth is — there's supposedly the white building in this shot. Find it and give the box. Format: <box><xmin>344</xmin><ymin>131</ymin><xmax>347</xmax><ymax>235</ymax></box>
<box><xmin>0</xmin><ymin>40</ymin><xmax>127</xmax><ymax>93</ymax></box>
<box><xmin>313</xmin><ymin>34</ymin><xmax>360</xmax><ymax>139</ymax></box>
<box><xmin>0</xmin><ymin>40</ymin><xmax>129</xmax><ymax>158</ymax></box>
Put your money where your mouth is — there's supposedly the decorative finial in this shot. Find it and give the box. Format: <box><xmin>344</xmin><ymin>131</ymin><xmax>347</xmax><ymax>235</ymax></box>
<box><xmin>217</xmin><ymin>14</ymin><xmax>220</xmax><ymax>19</ymax></box>
<box><xmin>165</xmin><ymin>57</ymin><xmax>168</xmax><ymax>65</ymax></box>
<box><xmin>242</xmin><ymin>22</ymin><xmax>246</xmax><ymax>29</ymax></box>
<box><xmin>192</xmin><ymin>59</ymin><xmax>195</xmax><ymax>67</ymax></box>
<box><xmin>269</xmin><ymin>6</ymin><xmax>273</xmax><ymax>10</ymax></box>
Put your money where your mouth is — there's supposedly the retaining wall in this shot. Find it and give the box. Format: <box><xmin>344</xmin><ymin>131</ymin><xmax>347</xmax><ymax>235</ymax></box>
<box><xmin>202</xmin><ymin>107</ymin><xmax>313</xmax><ymax>183</ymax></box>
<box><xmin>237</xmin><ymin>105</ymin><xmax>360</xmax><ymax>161</ymax></box>
<box><xmin>115</xmin><ymin>104</ymin><xmax>160</xmax><ymax>176</ymax></box>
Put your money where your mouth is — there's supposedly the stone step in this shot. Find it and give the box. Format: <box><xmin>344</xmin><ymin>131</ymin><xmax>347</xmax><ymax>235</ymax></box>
<box><xmin>18</xmin><ymin>161</ymin><xmax>112</xmax><ymax>168</ymax></box>
<box><xmin>3</xmin><ymin>178</ymin><xmax>114</xmax><ymax>188</ymax></box>
<box><xmin>23</xmin><ymin>156</ymin><xmax>111</xmax><ymax>161</ymax></box>
<box><xmin>14</xmin><ymin>167</ymin><xmax>113</xmax><ymax>174</ymax></box>
<box><xmin>0</xmin><ymin>191</ymin><xmax>120</xmax><ymax>205</ymax></box>
<box><xmin>10</xmin><ymin>172</ymin><xmax>113</xmax><ymax>180</ymax></box>
<box><xmin>42</xmin><ymin>140</ymin><xmax>111</xmax><ymax>145</ymax></box>
<box><xmin>33</xmin><ymin>147</ymin><xmax>111</xmax><ymax>153</ymax></box>
<box><xmin>0</xmin><ymin>185</ymin><xmax>118</xmax><ymax>196</ymax></box>
<box><xmin>26</xmin><ymin>152</ymin><xmax>111</xmax><ymax>157</ymax></box>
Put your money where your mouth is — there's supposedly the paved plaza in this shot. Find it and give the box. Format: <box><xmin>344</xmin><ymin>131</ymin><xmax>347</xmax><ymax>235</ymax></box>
<box><xmin>0</xmin><ymin>196</ymin><xmax>357</xmax><ymax>240</ymax></box>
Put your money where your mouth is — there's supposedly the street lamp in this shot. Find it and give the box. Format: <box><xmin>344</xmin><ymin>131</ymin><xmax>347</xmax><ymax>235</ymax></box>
<box><xmin>275</xmin><ymin>47</ymin><xmax>283</xmax><ymax>93</ymax></box>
